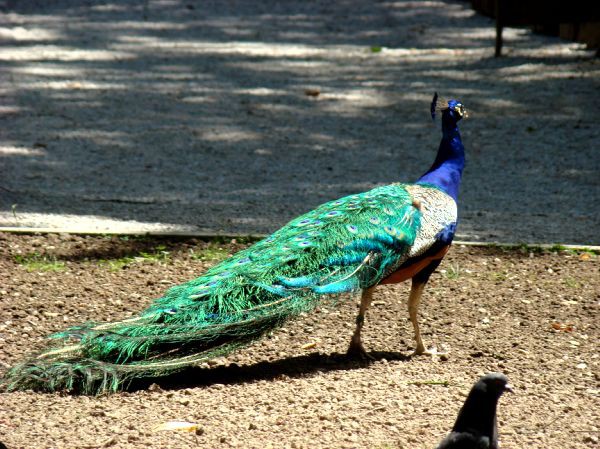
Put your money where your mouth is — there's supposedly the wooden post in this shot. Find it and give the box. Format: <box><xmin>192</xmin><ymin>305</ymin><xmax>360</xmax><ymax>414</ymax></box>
<box><xmin>494</xmin><ymin>0</ymin><xmax>503</xmax><ymax>57</ymax></box>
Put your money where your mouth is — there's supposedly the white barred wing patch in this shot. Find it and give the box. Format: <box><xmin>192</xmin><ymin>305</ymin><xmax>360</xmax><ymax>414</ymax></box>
<box><xmin>405</xmin><ymin>185</ymin><xmax>457</xmax><ymax>257</ymax></box>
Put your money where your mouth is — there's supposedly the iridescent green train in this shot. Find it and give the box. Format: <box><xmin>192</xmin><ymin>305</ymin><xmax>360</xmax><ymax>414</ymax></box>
<box><xmin>3</xmin><ymin>185</ymin><xmax>422</xmax><ymax>394</ymax></box>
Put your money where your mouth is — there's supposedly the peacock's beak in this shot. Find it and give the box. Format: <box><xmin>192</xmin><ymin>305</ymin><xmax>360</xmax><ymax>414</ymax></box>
<box><xmin>456</xmin><ymin>104</ymin><xmax>468</xmax><ymax>119</ymax></box>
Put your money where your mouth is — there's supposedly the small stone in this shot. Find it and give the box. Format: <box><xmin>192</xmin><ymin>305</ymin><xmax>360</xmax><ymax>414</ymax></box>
<box><xmin>102</xmin><ymin>436</ymin><xmax>118</xmax><ymax>447</ymax></box>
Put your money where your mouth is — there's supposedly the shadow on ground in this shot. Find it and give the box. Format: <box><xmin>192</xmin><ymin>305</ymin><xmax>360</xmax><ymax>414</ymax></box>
<box><xmin>129</xmin><ymin>350</ymin><xmax>409</xmax><ymax>393</ymax></box>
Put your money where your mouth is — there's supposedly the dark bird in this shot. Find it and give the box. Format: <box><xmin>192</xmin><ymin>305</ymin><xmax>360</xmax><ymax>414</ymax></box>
<box><xmin>435</xmin><ymin>373</ymin><xmax>513</xmax><ymax>449</ymax></box>
<box><xmin>2</xmin><ymin>94</ymin><xmax>467</xmax><ymax>394</ymax></box>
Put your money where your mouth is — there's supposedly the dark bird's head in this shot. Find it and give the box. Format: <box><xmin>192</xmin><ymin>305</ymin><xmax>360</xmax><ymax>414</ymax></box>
<box><xmin>436</xmin><ymin>373</ymin><xmax>512</xmax><ymax>449</ymax></box>
<box><xmin>476</xmin><ymin>372</ymin><xmax>513</xmax><ymax>397</ymax></box>
<box><xmin>453</xmin><ymin>373</ymin><xmax>512</xmax><ymax>433</ymax></box>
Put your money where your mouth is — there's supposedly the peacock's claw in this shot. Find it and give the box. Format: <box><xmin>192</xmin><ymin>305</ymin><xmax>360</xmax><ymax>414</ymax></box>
<box><xmin>346</xmin><ymin>341</ymin><xmax>375</xmax><ymax>361</ymax></box>
<box><xmin>411</xmin><ymin>345</ymin><xmax>446</xmax><ymax>359</ymax></box>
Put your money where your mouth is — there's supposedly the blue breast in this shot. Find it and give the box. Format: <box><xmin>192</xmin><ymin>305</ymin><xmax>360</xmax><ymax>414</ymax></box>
<box><xmin>435</xmin><ymin>222</ymin><xmax>457</xmax><ymax>246</ymax></box>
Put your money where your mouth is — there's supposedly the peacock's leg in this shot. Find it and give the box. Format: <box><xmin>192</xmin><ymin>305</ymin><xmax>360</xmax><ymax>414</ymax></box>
<box><xmin>408</xmin><ymin>259</ymin><xmax>444</xmax><ymax>356</ymax></box>
<box><xmin>347</xmin><ymin>285</ymin><xmax>376</xmax><ymax>360</ymax></box>
<box><xmin>408</xmin><ymin>280</ymin><xmax>429</xmax><ymax>355</ymax></box>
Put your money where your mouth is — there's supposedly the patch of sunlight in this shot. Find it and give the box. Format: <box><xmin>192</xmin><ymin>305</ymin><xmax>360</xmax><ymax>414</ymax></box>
<box><xmin>385</xmin><ymin>1</ymin><xmax>454</xmax><ymax>8</ymax></box>
<box><xmin>511</xmin><ymin>43</ymin><xmax>591</xmax><ymax>58</ymax></box>
<box><xmin>60</xmin><ymin>129</ymin><xmax>129</xmax><ymax>146</ymax></box>
<box><xmin>15</xmin><ymin>65</ymin><xmax>85</xmax><ymax>77</ymax></box>
<box><xmin>252</xmin><ymin>103</ymin><xmax>299</xmax><ymax>114</ymax></box>
<box><xmin>385</xmin><ymin>0</ymin><xmax>475</xmax><ymax>17</ymax></box>
<box><xmin>113</xmin><ymin>37</ymin><xmax>356</xmax><ymax>58</ymax></box>
<box><xmin>22</xmin><ymin>80</ymin><xmax>127</xmax><ymax>90</ymax></box>
<box><xmin>199</xmin><ymin>127</ymin><xmax>262</xmax><ymax>142</ymax></box>
<box><xmin>110</xmin><ymin>36</ymin><xmax>508</xmax><ymax>62</ymax></box>
<box><xmin>102</xmin><ymin>20</ymin><xmax>187</xmax><ymax>31</ymax></box>
<box><xmin>0</xmin><ymin>212</ymin><xmax>200</xmax><ymax>234</ymax></box>
<box><xmin>140</xmin><ymin>71</ymin><xmax>210</xmax><ymax>82</ymax></box>
<box><xmin>359</xmin><ymin>80</ymin><xmax>393</xmax><ymax>88</ymax></box>
<box><xmin>0</xmin><ymin>105</ymin><xmax>22</xmax><ymax>115</ymax></box>
<box><xmin>497</xmin><ymin>60</ymin><xmax>599</xmax><ymax>82</ymax></box>
<box><xmin>458</xmin><ymin>27</ymin><xmax>497</xmax><ymax>39</ymax></box>
<box><xmin>277</xmin><ymin>30</ymin><xmax>331</xmax><ymax>40</ymax></box>
<box><xmin>90</xmin><ymin>4</ymin><xmax>136</xmax><ymax>12</ymax></box>
<box><xmin>0</xmin><ymin>26</ymin><xmax>62</xmax><ymax>41</ymax></box>
<box><xmin>309</xmin><ymin>133</ymin><xmax>336</xmax><ymax>143</ymax></box>
<box><xmin>0</xmin><ymin>45</ymin><xmax>134</xmax><ymax>62</ymax></box>
<box><xmin>499</xmin><ymin>63</ymin><xmax>556</xmax><ymax>76</ymax></box>
<box><xmin>233</xmin><ymin>87</ymin><xmax>289</xmax><ymax>96</ymax></box>
<box><xmin>321</xmin><ymin>88</ymin><xmax>395</xmax><ymax>109</ymax></box>
<box><xmin>277</xmin><ymin>60</ymin><xmax>332</xmax><ymax>69</ymax></box>
<box><xmin>180</xmin><ymin>96</ymin><xmax>217</xmax><ymax>104</ymax></box>
<box><xmin>383</xmin><ymin>47</ymin><xmax>487</xmax><ymax>59</ymax></box>
<box><xmin>0</xmin><ymin>146</ymin><xmax>45</xmax><ymax>157</ymax></box>
<box><xmin>227</xmin><ymin>60</ymin><xmax>333</xmax><ymax>75</ymax></box>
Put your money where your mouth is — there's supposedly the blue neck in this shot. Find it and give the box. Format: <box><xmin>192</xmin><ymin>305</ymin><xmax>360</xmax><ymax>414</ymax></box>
<box><xmin>416</xmin><ymin>115</ymin><xmax>465</xmax><ymax>201</ymax></box>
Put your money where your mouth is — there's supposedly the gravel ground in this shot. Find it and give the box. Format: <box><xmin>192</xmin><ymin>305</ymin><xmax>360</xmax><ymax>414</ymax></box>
<box><xmin>0</xmin><ymin>0</ymin><xmax>599</xmax><ymax>243</ymax></box>
<box><xmin>0</xmin><ymin>233</ymin><xmax>598</xmax><ymax>448</ymax></box>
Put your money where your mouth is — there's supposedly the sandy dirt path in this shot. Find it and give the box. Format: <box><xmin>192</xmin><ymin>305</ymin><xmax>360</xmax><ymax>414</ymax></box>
<box><xmin>0</xmin><ymin>0</ymin><xmax>599</xmax><ymax>244</ymax></box>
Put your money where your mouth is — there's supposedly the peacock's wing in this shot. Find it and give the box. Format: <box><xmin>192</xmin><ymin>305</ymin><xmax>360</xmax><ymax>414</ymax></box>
<box><xmin>158</xmin><ymin>183</ymin><xmax>421</xmax><ymax>301</ymax></box>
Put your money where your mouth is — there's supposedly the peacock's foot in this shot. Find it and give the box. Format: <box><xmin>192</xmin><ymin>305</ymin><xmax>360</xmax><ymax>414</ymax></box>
<box><xmin>346</xmin><ymin>341</ymin><xmax>375</xmax><ymax>361</ymax></box>
<box><xmin>411</xmin><ymin>345</ymin><xmax>446</xmax><ymax>359</ymax></box>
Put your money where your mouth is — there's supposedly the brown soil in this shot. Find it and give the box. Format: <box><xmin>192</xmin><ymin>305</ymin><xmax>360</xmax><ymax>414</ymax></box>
<box><xmin>0</xmin><ymin>232</ymin><xmax>598</xmax><ymax>449</ymax></box>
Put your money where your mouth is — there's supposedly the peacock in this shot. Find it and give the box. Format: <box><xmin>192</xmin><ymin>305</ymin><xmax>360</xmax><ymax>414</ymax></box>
<box><xmin>2</xmin><ymin>94</ymin><xmax>467</xmax><ymax>394</ymax></box>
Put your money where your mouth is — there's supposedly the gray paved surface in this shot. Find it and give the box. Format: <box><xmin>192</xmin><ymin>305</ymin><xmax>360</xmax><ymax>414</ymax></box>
<box><xmin>1</xmin><ymin>0</ymin><xmax>599</xmax><ymax>244</ymax></box>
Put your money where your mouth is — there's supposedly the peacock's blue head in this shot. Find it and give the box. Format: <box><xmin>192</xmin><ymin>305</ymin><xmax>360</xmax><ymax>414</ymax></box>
<box><xmin>446</xmin><ymin>99</ymin><xmax>467</xmax><ymax>121</ymax></box>
<box><xmin>431</xmin><ymin>92</ymin><xmax>467</xmax><ymax>123</ymax></box>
